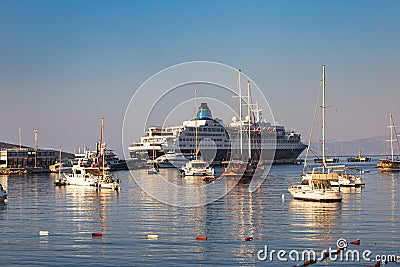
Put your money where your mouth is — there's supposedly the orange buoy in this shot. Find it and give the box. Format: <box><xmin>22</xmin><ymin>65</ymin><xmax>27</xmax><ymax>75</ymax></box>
<box><xmin>244</xmin><ymin>237</ymin><xmax>253</xmax><ymax>241</ymax></box>
<box><xmin>92</xmin><ymin>232</ymin><xmax>102</xmax><ymax>237</ymax></box>
<box><xmin>196</xmin><ymin>235</ymin><xmax>207</xmax><ymax>241</ymax></box>
<box><xmin>350</xmin><ymin>239</ymin><xmax>360</xmax><ymax>245</ymax></box>
<box><xmin>147</xmin><ymin>234</ymin><xmax>159</xmax><ymax>239</ymax></box>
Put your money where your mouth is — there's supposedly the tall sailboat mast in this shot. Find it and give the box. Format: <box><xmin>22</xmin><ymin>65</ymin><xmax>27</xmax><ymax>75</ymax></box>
<box><xmin>238</xmin><ymin>70</ymin><xmax>243</xmax><ymax>156</ymax></box>
<box><xmin>247</xmin><ymin>80</ymin><xmax>252</xmax><ymax>160</ymax></box>
<box><xmin>322</xmin><ymin>65</ymin><xmax>326</xmax><ymax>171</ymax></box>
<box><xmin>390</xmin><ymin>113</ymin><xmax>394</xmax><ymax>162</ymax></box>
<box><xmin>101</xmin><ymin>117</ymin><xmax>105</xmax><ymax>178</ymax></box>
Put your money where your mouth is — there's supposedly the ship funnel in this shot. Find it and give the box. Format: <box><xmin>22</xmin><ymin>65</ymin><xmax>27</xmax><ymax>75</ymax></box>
<box><xmin>197</xmin><ymin>103</ymin><xmax>213</xmax><ymax>120</ymax></box>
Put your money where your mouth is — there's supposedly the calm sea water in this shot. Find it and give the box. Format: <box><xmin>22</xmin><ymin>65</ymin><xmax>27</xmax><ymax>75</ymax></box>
<box><xmin>0</xmin><ymin>158</ymin><xmax>399</xmax><ymax>266</ymax></box>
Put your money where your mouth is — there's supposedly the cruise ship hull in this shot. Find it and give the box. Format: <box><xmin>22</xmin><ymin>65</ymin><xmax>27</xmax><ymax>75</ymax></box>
<box><xmin>130</xmin><ymin>146</ymin><xmax>306</xmax><ymax>166</ymax></box>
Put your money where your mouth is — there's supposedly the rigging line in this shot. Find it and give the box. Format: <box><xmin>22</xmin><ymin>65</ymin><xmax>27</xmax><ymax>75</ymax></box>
<box><xmin>391</xmin><ymin>115</ymin><xmax>400</xmax><ymax>155</ymax></box>
<box><xmin>303</xmin><ymin>86</ymin><xmax>321</xmax><ymax>174</ymax></box>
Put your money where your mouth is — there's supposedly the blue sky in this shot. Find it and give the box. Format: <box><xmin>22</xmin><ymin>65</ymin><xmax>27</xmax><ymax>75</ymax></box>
<box><xmin>1</xmin><ymin>0</ymin><xmax>400</xmax><ymax>155</ymax></box>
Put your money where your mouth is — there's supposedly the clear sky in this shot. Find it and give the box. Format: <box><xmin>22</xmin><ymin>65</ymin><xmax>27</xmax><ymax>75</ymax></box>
<box><xmin>1</xmin><ymin>0</ymin><xmax>400</xmax><ymax>156</ymax></box>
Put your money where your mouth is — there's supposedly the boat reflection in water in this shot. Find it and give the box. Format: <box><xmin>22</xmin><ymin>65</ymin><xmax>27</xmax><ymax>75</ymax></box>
<box><xmin>54</xmin><ymin>184</ymin><xmax>120</xmax><ymax>235</ymax></box>
<box><xmin>288</xmin><ymin>199</ymin><xmax>342</xmax><ymax>246</ymax></box>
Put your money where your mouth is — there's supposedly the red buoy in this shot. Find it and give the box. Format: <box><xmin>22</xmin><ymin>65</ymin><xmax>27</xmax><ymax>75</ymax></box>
<box><xmin>92</xmin><ymin>232</ymin><xmax>102</xmax><ymax>237</ymax></box>
<box><xmin>350</xmin><ymin>239</ymin><xmax>360</xmax><ymax>245</ymax></box>
<box><xmin>374</xmin><ymin>261</ymin><xmax>380</xmax><ymax>267</ymax></box>
<box><xmin>196</xmin><ymin>235</ymin><xmax>207</xmax><ymax>241</ymax></box>
<box><xmin>244</xmin><ymin>237</ymin><xmax>253</xmax><ymax>241</ymax></box>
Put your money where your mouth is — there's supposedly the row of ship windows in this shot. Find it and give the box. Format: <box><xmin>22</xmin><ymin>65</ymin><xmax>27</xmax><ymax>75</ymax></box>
<box><xmin>179</xmin><ymin>138</ymin><xmax>225</xmax><ymax>142</ymax></box>
<box><xmin>183</xmin><ymin>133</ymin><xmax>226</xmax><ymax>137</ymax></box>
<box><xmin>186</xmin><ymin>127</ymin><xmax>225</xmax><ymax>132</ymax></box>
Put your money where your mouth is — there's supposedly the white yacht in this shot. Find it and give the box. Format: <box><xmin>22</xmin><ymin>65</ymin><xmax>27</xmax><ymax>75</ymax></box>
<box><xmin>64</xmin><ymin>158</ymin><xmax>98</xmax><ymax>186</ymax></box>
<box><xmin>156</xmin><ymin>152</ymin><xmax>195</xmax><ymax>168</ymax></box>
<box><xmin>182</xmin><ymin>159</ymin><xmax>214</xmax><ymax>176</ymax></box>
<box><xmin>289</xmin><ymin>169</ymin><xmax>342</xmax><ymax>202</ymax></box>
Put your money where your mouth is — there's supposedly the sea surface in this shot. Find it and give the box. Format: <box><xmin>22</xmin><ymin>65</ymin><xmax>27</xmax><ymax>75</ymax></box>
<box><xmin>0</xmin><ymin>157</ymin><xmax>399</xmax><ymax>266</ymax></box>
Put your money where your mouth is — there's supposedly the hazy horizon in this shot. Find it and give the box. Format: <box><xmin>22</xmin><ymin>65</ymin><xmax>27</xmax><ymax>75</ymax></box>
<box><xmin>1</xmin><ymin>0</ymin><xmax>400</xmax><ymax>157</ymax></box>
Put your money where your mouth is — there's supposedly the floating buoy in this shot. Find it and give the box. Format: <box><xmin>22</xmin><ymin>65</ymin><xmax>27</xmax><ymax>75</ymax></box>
<box><xmin>147</xmin><ymin>234</ymin><xmax>159</xmax><ymax>239</ymax></box>
<box><xmin>196</xmin><ymin>235</ymin><xmax>207</xmax><ymax>241</ymax></box>
<box><xmin>282</xmin><ymin>194</ymin><xmax>285</xmax><ymax>202</ymax></box>
<box><xmin>92</xmin><ymin>232</ymin><xmax>102</xmax><ymax>237</ymax></box>
<box><xmin>350</xmin><ymin>239</ymin><xmax>360</xmax><ymax>245</ymax></box>
<box><xmin>3</xmin><ymin>199</ymin><xmax>8</xmax><ymax>204</ymax></box>
<box><xmin>39</xmin><ymin>231</ymin><xmax>49</xmax><ymax>236</ymax></box>
<box><xmin>374</xmin><ymin>261</ymin><xmax>380</xmax><ymax>267</ymax></box>
<box><xmin>244</xmin><ymin>237</ymin><xmax>253</xmax><ymax>241</ymax></box>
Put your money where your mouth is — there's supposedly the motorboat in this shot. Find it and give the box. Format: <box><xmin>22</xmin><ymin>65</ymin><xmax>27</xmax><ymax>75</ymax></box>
<box><xmin>289</xmin><ymin>170</ymin><xmax>342</xmax><ymax>202</ymax></box>
<box><xmin>64</xmin><ymin>159</ymin><xmax>98</xmax><ymax>186</ymax></box>
<box><xmin>330</xmin><ymin>166</ymin><xmax>365</xmax><ymax>187</ymax></box>
<box><xmin>156</xmin><ymin>152</ymin><xmax>195</xmax><ymax>169</ymax></box>
<box><xmin>182</xmin><ymin>159</ymin><xmax>214</xmax><ymax>176</ymax></box>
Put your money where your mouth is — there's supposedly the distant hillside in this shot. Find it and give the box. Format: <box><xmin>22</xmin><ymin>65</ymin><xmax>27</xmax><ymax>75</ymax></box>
<box><xmin>306</xmin><ymin>136</ymin><xmax>396</xmax><ymax>156</ymax></box>
<box><xmin>0</xmin><ymin>141</ymin><xmax>75</xmax><ymax>159</ymax></box>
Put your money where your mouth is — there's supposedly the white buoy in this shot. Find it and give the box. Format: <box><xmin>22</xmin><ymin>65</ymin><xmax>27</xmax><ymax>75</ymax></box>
<box><xmin>281</xmin><ymin>194</ymin><xmax>285</xmax><ymax>202</ymax></box>
<box><xmin>3</xmin><ymin>199</ymin><xmax>8</xmax><ymax>204</ymax></box>
<box><xmin>39</xmin><ymin>231</ymin><xmax>49</xmax><ymax>236</ymax></box>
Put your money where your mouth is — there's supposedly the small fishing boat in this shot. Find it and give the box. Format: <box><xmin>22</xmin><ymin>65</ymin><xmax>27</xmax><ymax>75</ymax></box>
<box><xmin>347</xmin><ymin>150</ymin><xmax>371</xmax><ymax>162</ymax></box>
<box><xmin>54</xmin><ymin>147</ymin><xmax>67</xmax><ymax>186</ymax></box>
<box><xmin>377</xmin><ymin>113</ymin><xmax>400</xmax><ymax>172</ymax></box>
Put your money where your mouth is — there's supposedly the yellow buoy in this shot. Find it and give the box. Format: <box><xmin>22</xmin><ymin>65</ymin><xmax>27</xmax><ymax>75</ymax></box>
<box><xmin>147</xmin><ymin>234</ymin><xmax>159</xmax><ymax>239</ymax></box>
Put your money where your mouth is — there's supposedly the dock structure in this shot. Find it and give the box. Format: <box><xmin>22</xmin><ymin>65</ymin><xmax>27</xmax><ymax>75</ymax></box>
<box><xmin>0</xmin><ymin>148</ymin><xmax>56</xmax><ymax>169</ymax></box>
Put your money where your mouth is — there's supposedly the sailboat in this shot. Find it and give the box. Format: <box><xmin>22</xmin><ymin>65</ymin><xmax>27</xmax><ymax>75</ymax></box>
<box><xmin>147</xmin><ymin>139</ymin><xmax>159</xmax><ymax>174</ymax></box>
<box><xmin>54</xmin><ymin>146</ymin><xmax>67</xmax><ymax>186</ymax></box>
<box><xmin>377</xmin><ymin>113</ymin><xmax>400</xmax><ymax>172</ymax></box>
<box><xmin>289</xmin><ymin>65</ymin><xmax>342</xmax><ymax>202</ymax></box>
<box><xmin>183</xmin><ymin>89</ymin><xmax>214</xmax><ymax>177</ymax></box>
<box><xmin>222</xmin><ymin>71</ymin><xmax>261</xmax><ymax>182</ymax></box>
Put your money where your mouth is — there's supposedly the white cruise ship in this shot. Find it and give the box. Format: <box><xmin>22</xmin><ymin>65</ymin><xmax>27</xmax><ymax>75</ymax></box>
<box><xmin>128</xmin><ymin>103</ymin><xmax>306</xmax><ymax>165</ymax></box>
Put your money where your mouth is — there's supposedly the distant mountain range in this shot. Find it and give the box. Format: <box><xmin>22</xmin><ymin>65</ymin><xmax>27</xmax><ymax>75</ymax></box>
<box><xmin>0</xmin><ymin>141</ymin><xmax>75</xmax><ymax>159</ymax></box>
<box><xmin>306</xmin><ymin>136</ymin><xmax>398</xmax><ymax>157</ymax></box>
